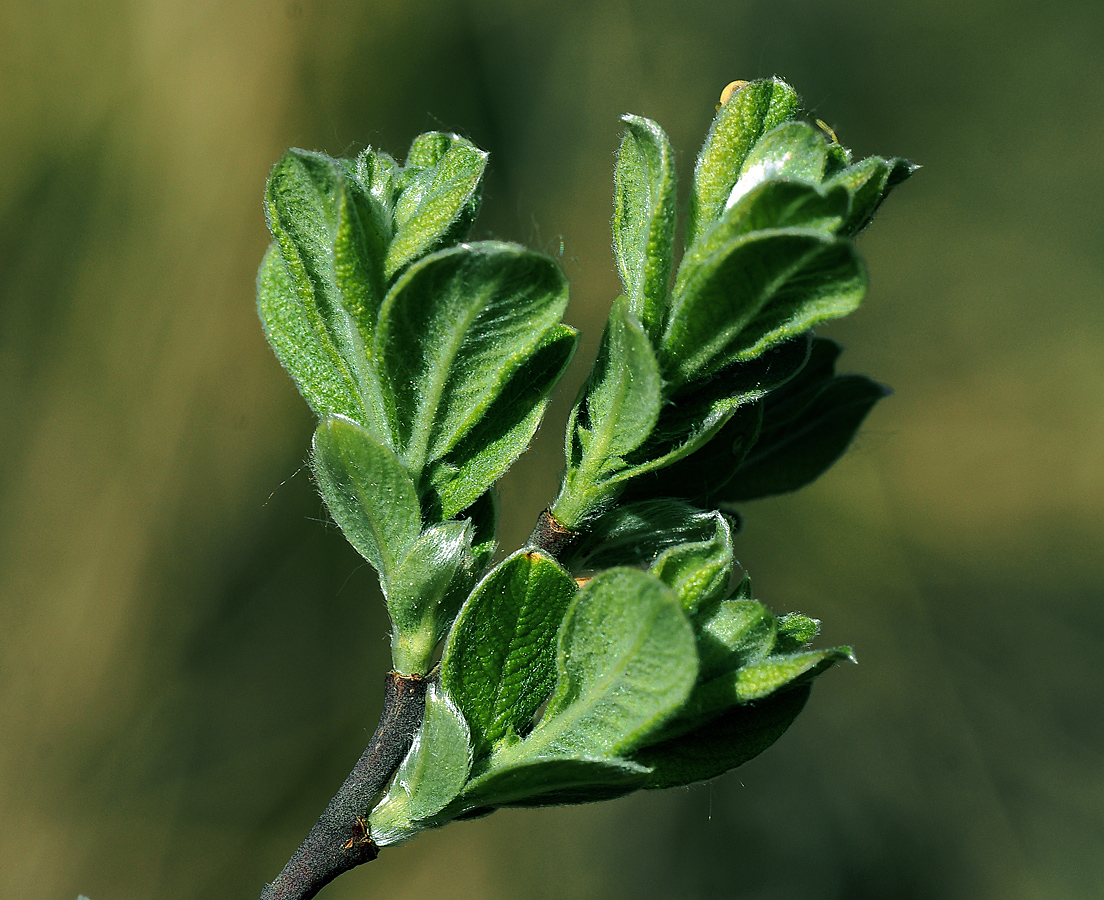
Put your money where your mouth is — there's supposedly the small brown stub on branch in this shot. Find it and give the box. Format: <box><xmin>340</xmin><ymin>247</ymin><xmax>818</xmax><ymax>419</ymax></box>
<box><xmin>526</xmin><ymin>509</ymin><xmax>581</xmax><ymax>561</ymax></box>
<box><xmin>342</xmin><ymin>816</ymin><xmax>371</xmax><ymax>851</ymax></box>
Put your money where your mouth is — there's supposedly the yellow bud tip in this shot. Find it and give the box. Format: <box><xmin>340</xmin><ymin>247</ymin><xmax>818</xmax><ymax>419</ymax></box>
<box><xmin>718</xmin><ymin>80</ymin><xmax>750</xmax><ymax>107</ymax></box>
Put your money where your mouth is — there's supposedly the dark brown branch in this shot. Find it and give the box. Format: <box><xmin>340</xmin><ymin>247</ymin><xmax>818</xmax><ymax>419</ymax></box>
<box><xmin>259</xmin><ymin>672</ymin><xmax>428</xmax><ymax>900</ymax></box>
<box><xmin>527</xmin><ymin>508</ymin><xmax>581</xmax><ymax>561</ymax></box>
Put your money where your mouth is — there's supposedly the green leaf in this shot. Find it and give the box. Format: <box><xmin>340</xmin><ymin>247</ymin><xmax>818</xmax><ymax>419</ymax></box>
<box><xmin>441</xmin><ymin>550</ymin><xmax>578</xmax><ymax>757</ymax></box>
<box><xmin>676</xmin><ymin>181</ymin><xmax>851</xmax><ymax>296</ymax></box>
<box><xmin>377</xmin><ymin>242</ymin><xmax>570</xmax><ymax>477</ymax></box>
<box><xmin>613</xmin><ymin>334</ymin><xmax>810</xmax><ymax>492</ymax></box>
<box><xmin>828</xmin><ymin>155</ymin><xmax>918</xmax><ymax>236</ymax></box>
<box><xmin>458</xmin><ymin>756</ymin><xmax>650</xmax><ymax>810</ymax></box>
<box><xmin>693</xmin><ymin>596</ymin><xmax>777</xmax><ymax>681</ymax></box>
<box><xmin>346</xmin><ymin>148</ymin><xmax>400</xmax><ymax>221</ymax></box>
<box><xmin>661</xmin><ymin>229</ymin><xmax>866</xmax><ymax>386</ymax></box>
<box><xmin>496</xmin><ymin>569</ymin><xmax>698</xmax><ymax>761</ymax></box>
<box><xmin>575</xmin><ymin>296</ymin><xmax>663</xmax><ymax>465</ymax></box>
<box><xmin>568</xmin><ymin>499</ymin><xmax>723</xmax><ymax>571</ymax></box>
<box><xmin>649</xmin><ymin>511</ymin><xmax>735</xmax><ymax>614</ymax></box>
<box><xmin>774</xmin><ymin>612</ymin><xmax>821</xmax><ymax>654</ymax></box>
<box><xmin>257</xmin><ymin>244</ymin><xmax>364</xmax><ymax>424</ymax></box>
<box><xmin>385</xmin><ymin>133</ymin><xmax>488</xmax><ymax>279</ymax></box>
<box><xmin>311</xmin><ymin>416</ymin><xmax>421</xmax><ymax>583</ymax></box>
<box><xmin>721</xmin><ymin>121</ymin><xmax>829</xmax><ymax>211</ymax></box>
<box><xmin>686</xmin><ymin>78</ymin><xmax>801</xmax><ymax>248</ymax></box>
<box><xmin>613</xmin><ymin>115</ymin><xmax>677</xmax><ymax>342</ymax></box>
<box><xmin>635</xmin><ymin>684</ymin><xmax>811</xmax><ymax>789</ymax></box>
<box><xmin>387</xmin><ymin>520</ymin><xmax>474</xmax><ymax>674</ymax></box>
<box><xmin>728</xmin><ymin>647</ymin><xmax>854</xmax><ymax>701</ymax></box>
<box><xmin>716</xmin><ymin>372</ymin><xmax>888</xmax><ymax>502</ymax></box>
<box><xmin>368</xmin><ymin>684</ymin><xmax>471</xmax><ymax>846</ymax></box>
<box><xmin>675</xmin><ymin>647</ymin><xmax>852</xmax><ymax>734</ymax></box>
<box><xmin>461</xmin><ymin>490</ymin><xmax>498</xmax><ymax>573</ymax></box>
<box><xmin>263</xmin><ymin>150</ymin><xmax>386</xmax><ymax>433</ymax></box>
<box><xmin>332</xmin><ymin>166</ymin><xmax>389</xmax><ymax>354</ymax></box>
<box><xmin>553</xmin><ymin>297</ymin><xmax>662</xmax><ymax>526</ymax></box>
<box><xmin>423</xmin><ymin>324</ymin><xmax>577</xmax><ymax>519</ymax></box>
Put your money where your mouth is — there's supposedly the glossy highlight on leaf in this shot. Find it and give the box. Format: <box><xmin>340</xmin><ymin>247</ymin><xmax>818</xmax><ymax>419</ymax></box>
<box><xmin>687</xmin><ymin>77</ymin><xmax>801</xmax><ymax>248</ymax></box>
<box><xmin>723</xmin><ymin>120</ymin><xmax>829</xmax><ymax>210</ymax></box>
<box><xmin>368</xmin><ymin>684</ymin><xmax>472</xmax><ymax>846</ymax></box>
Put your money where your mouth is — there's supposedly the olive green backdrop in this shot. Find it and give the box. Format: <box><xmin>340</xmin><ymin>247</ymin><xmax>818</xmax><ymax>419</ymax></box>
<box><xmin>2</xmin><ymin>1</ymin><xmax>1101</xmax><ymax>898</ymax></box>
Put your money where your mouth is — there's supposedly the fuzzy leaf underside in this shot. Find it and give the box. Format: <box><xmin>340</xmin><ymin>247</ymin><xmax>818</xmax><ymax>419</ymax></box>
<box><xmin>719</xmin><ymin>373</ymin><xmax>887</xmax><ymax>502</ymax></box>
<box><xmin>457</xmin><ymin>756</ymin><xmax>650</xmax><ymax>811</ymax></box>
<box><xmin>635</xmin><ymin>684</ymin><xmax>812</xmax><ymax>789</ymax></box>
<box><xmin>310</xmin><ymin>416</ymin><xmax>421</xmax><ymax>582</ymax></box>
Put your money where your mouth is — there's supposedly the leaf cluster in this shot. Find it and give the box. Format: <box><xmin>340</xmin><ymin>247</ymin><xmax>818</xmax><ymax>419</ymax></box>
<box><xmin>552</xmin><ymin>77</ymin><xmax>913</xmax><ymax>527</ymax></box>
<box><xmin>256</xmin><ymin>78</ymin><xmax>913</xmax><ymax>846</ymax></box>
<box><xmin>259</xmin><ymin>133</ymin><xmax>577</xmax><ymax>672</ymax></box>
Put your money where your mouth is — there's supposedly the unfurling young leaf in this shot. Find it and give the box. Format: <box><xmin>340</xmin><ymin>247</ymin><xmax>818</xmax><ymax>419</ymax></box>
<box><xmin>385</xmin><ymin>133</ymin><xmax>487</xmax><ymax>279</ymax></box>
<box><xmin>368</xmin><ymin>684</ymin><xmax>472</xmax><ymax>845</ymax></box>
<box><xmin>546</xmin><ymin>77</ymin><xmax>913</xmax><ymax>531</ymax></box>
<box><xmin>553</xmin><ymin>296</ymin><xmax>661</xmax><ymax>526</ymax></box>
<box><xmin>613</xmin><ymin>115</ymin><xmax>677</xmax><ymax>342</ymax></box>
<box><xmin>686</xmin><ymin>77</ymin><xmax>801</xmax><ymax>248</ymax></box>
<box><xmin>311</xmin><ymin>416</ymin><xmax>421</xmax><ymax>583</ymax></box>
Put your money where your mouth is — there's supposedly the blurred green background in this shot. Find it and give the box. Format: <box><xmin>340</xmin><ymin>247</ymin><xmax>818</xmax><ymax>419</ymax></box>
<box><xmin>2</xmin><ymin>0</ymin><xmax>1101</xmax><ymax>898</ymax></box>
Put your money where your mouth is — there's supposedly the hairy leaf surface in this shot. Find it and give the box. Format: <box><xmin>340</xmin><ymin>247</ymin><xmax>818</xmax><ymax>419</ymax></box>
<box><xmin>613</xmin><ymin>115</ymin><xmax>677</xmax><ymax>341</ymax></box>
<box><xmin>687</xmin><ymin>78</ymin><xmax>801</xmax><ymax>248</ymax></box>
<box><xmin>441</xmin><ymin>550</ymin><xmax>578</xmax><ymax>757</ymax></box>
<box><xmin>377</xmin><ymin>242</ymin><xmax>569</xmax><ymax>475</ymax></box>
<box><xmin>385</xmin><ymin>134</ymin><xmax>488</xmax><ymax>279</ymax></box>
<box><xmin>311</xmin><ymin>416</ymin><xmax>421</xmax><ymax>582</ymax></box>
<box><xmin>498</xmin><ymin>569</ymin><xmax>698</xmax><ymax>760</ymax></box>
